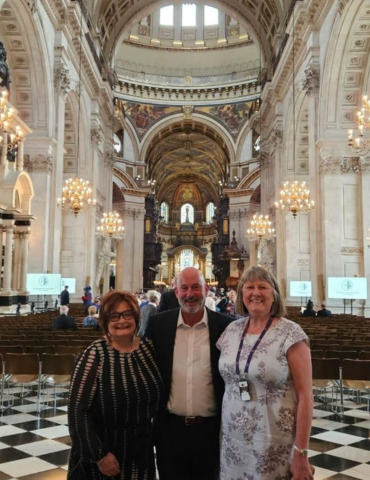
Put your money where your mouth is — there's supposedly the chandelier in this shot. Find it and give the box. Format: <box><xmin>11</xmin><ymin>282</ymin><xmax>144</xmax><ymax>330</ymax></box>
<box><xmin>57</xmin><ymin>5</ymin><xmax>95</xmax><ymax>216</ymax></box>
<box><xmin>57</xmin><ymin>178</ymin><xmax>95</xmax><ymax>216</ymax></box>
<box><xmin>0</xmin><ymin>89</ymin><xmax>13</xmax><ymax>131</ymax></box>
<box><xmin>275</xmin><ymin>181</ymin><xmax>315</xmax><ymax>218</ymax></box>
<box><xmin>97</xmin><ymin>211</ymin><xmax>125</xmax><ymax>238</ymax></box>
<box><xmin>275</xmin><ymin>6</ymin><xmax>314</xmax><ymax>219</ymax></box>
<box><xmin>247</xmin><ymin>213</ymin><xmax>275</xmax><ymax>242</ymax></box>
<box><xmin>348</xmin><ymin>95</ymin><xmax>370</xmax><ymax>153</ymax></box>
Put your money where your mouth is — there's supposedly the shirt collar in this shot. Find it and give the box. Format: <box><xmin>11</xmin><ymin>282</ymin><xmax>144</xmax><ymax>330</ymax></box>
<box><xmin>177</xmin><ymin>308</ymin><xmax>208</xmax><ymax>328</ymax></box>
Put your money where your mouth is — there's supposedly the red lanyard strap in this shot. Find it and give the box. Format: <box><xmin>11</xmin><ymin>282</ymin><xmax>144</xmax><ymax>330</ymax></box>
<box><xmin>235</xmin><ymin>315</ymin><xmax>274</xmax><ymax>376</ymax></box>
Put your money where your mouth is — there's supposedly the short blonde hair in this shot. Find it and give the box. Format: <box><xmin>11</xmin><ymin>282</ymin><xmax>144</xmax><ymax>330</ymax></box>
<box><xmin>235</xmin><ymin>266</ymin><xmax>286</xmax><ymax>317</ymax></box>
<box><xmin>88</xmin><ymin>305</ymin><xmax>97</xmax><ymax>316</ymax></box>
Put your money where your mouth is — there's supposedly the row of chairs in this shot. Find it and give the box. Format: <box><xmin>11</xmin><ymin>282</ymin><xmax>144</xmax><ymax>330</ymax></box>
<box><xmin>312</xmin><ymin>358</ymin><xmax>370</xmax><ymax>416</ymax></box>
<box><xmin>0</xmin><ymin>339</ymin><xmax>95</xmax><ymax>347</ymax></box>
<box><xmin>0</xmin><ymin>345</ymin><xmax>87</xmax><ymax>356</ymax></box>
<box><xmin>310</xmin><ymin>344</ymin><xmax>370</xmax><ymax>352</ymax></box>
<box><xmin>311</xmin><ymin>350</ymin><xmax>370</xmax><ymax>362</ymax></box>
<box><xmin>0</xmin><ymin>353</ymin><xmax>76</xmax><ymax>413</ymax></box>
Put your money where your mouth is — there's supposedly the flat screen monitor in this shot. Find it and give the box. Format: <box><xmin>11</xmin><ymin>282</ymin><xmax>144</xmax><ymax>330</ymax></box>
<box><xmin>290</xmin><ymin>281</ymin><xmax>312</xmax><ymax>297</ymax></box>
<box><xmin>327</xmin><ymin>277</ymin><xmax>368</xmax><ymax>300</ymax></box>
<box><xmin>61</xmin><ymin>278</ymin><xmax>76</xmax><ymax>294</ymax></box>
<box><xmin>27</xmin><ymin>274</ymin><xmax>62</xmax><ymax>295</ymax></box>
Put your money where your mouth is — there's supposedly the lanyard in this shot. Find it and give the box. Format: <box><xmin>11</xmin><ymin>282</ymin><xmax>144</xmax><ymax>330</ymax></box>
<box><xmin>235</xmin><ymin>315</ymin><xmax>274</xmax><ymax>376</ymax></box>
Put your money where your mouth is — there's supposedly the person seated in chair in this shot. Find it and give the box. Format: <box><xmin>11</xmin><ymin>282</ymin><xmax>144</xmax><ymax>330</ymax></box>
<box><xmin>317</xmin><ymin>303</ymin><xmax>332</xmax><ymax>317</ymax></box>
<box><xmin>302</xmin><ymin>299</ymin><xmax>316</xmax><ymax>317</ymax></box>
<box><xmin>53</xmin><ymin>305</ymin><xmax>77</xmax><ymax>330</ymax></box>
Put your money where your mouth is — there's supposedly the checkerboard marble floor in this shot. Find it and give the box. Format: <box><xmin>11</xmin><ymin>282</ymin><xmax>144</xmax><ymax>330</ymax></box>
<box><xmin>1</xmin><ymin>389</ymin><xmax>370</xmax><ymax>479</ymax></box>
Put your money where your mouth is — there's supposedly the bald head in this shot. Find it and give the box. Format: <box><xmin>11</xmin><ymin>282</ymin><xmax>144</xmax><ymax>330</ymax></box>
<box><xmin>175</xmin><ymin>267</ymin><xmax>208</xmax><ymax>315</ymax></box>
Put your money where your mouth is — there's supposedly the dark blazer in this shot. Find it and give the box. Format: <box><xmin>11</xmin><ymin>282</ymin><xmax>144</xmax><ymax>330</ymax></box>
<box><xmin>53</xmin><ymin>314</ymin><xmax>77</xmax><ymax>330</ymax></box>
<box><xmin>317</xmin><ymin>308</ymin><xmax>332</xmax><ymax>317</ymax></box>
<box><xmin>156</xmin><ymin>290</ymin><xmax>179</xmax><ymax>313</ymax></box>
<box><xmin>145</xmin><ymin>307</ymin><xmax>232</xmax><ymax>417</ymax></box>
<box><xmin>60</xmin><ymin>289</ymin><xmax>70</xmax><ymax>306</ymax></box>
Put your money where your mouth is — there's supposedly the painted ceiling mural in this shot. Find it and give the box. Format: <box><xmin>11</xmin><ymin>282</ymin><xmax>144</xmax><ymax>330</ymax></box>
<box><xmin>122</xmin><ymin>100</ymin><xmax>255</xmax><ymax>140</ymax></box>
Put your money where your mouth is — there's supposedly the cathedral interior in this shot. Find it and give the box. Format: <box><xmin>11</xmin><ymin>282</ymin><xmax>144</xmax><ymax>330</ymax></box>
<box><xmin>0</xmin><ymin>0</ymin><xmax>369</xmax><ymax>316</ymax></box>
<box><xmin>0</xmin><ymin>2</ymin><xmax>370</xmax><ymax>480</ymax></box>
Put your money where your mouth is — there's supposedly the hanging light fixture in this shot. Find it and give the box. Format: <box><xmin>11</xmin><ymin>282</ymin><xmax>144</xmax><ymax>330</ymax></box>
<box><xmin>97</xmin><ymin>211</ymin><xmax>125</xmax><ymax>238</ymax></box>
<box><xmin>0</xmin><ymin>89</ymin><xmax>13</xmax><ymax>131</ymax></box>
<box><xmin>57</xmin><ymin>3</ymin><xmax>95</xmax><ymax>216</ymax></box>
<box><xmin>367</xmin><ymin>227</ymin><xmax>370</xmax><ymax>248</ymax></box>
<box><xmin>247</xmin><ymin>213</ymin><xmax>275</xmax><ymax>242</ymax></box>
<box><xmin>275</xmin><ymin>6</ymin><xmax>314</xmax><ymax>219</ymax></box>
<box><xmin>348</xmin><ymin>95</ymin><xmax>370</xmax><ymax>153</ymax></box>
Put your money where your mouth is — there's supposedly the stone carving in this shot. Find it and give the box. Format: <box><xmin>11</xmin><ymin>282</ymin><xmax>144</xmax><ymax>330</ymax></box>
<box><xmin>54</xmin><ymin>67</ymin><xmax>71</xmax><ymax>98</ymax></box>
<box><xmin>258</xmin><ymin>239</ymin><xmax>274</xmax><ymax>271</ymax></box>
<box><xmin>24</xmin><ymin>154</ymin><xmax>53</xmax><ymax>173</ymax></box>
<box><xmin>338</xmin><ymin>0</ymin><xmax>351</xmax><ymax>15</ymax></box>
<box><xmin>26</xmin><ymin>0</ymin><xmax>38</xmax><ymax>14</ymax></box>
<box><xmin>91</xmin><ymin>127</ymin><xmax>103</xmax><ymax>146</ymax></box>
<box><xmin>341</xmin><ymin>156</ymin><xmax>361</xmax><ymax>174</ymax></box>
<box><xmin>182</xmin><ymin>105</ymin><xmax>194</xmax><ymax>119</ymax></box>
<box><xmin>319</xmin><ymin>155</ymin><xmax>348</xmax><ymax>175</ymax></box>
<box><xmin>227</xmin><ymin>25</ymin><xmax>240</xmax><ymax>37</ymax></box>
<box><xmin>138</xmin><ymin>25</ymin><xmax>150</xmax><ymax>36</ymax></box>
<box><xmin>96</xmin><ymin>237</ymin><xmax>114</xmax><ymax>289</ymax></box>
<box><xmin>123</xmin><ymin>207</ymin><xmax>144</xmax><ymax>219</ymax></box>
<box><xmin>341</xmin><ymin>247</ymin><xmax>363</xmax><ymax>255</ymax></box>
<box><xmin>0</xmin><ymin>41</ymin><xmax>11</xmax><ymax>91</ymax></box>
<box><xmin>229</xmin><ymin>210</ymin><xmax>249</xmax><ymax>220</ymax></box>
<box><xmin>271</xmin><ymin>129</ymin><xmax>283</xmax><ymax>148</ymax></box>
<box><xmin>297</xmin><ymin>259</ymin><xmax>310</xmax><ymax>265</ymax></box>
<box><xmin>302</xmin><ymin>67</ymin><xmax>320</xmax><ymax>95</ymax></box>
<box><xmin>104</xmin><ymin>151</ymin><xmax>116</xmax><ymax>169</ymax></box>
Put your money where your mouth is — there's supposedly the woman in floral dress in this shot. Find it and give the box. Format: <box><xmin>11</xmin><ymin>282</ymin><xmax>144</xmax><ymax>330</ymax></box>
<box><xmin>217</xmin><ymin>266</ymin><xmax>313</xmax><ymax>480</ymax></box>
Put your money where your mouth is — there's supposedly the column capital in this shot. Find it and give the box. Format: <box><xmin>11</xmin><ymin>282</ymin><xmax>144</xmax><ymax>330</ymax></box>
<box><xmin>91</xmin><ymin>127</ymin><xmax>103</xmax><ymax>148</ymax></box>
<box><xmin>54</xmin><ymin>66</ymin><xmax>71</xmax><ymax>98</ymax></box>
<box><xmin>302</xmin><ymin>66</ymin><xmax>320</xmax><ymax>96</ymax></box>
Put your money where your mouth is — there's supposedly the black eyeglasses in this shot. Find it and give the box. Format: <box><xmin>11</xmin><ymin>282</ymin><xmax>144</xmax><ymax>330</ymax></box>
<box><xmin>108</xmin><ymin>310</ymin><xmax>135</xmax><ymax>322</ymax></box>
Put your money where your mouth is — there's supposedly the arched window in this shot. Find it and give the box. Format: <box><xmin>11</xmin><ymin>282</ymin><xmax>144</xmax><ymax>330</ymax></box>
<box><xmin>206</xmin><ymin>202</ymin><xmax>215</xmax><ymax>223</ymax></box>
<box><xmin>160</xmin><ymin>202</ymin><xmax>169</xmax><ymax>222</ymax></box>
<box><xmin>160</xmin><ymin>5</ymin><xmax>174</xmax><ymax>26</ymax></box>
<box><xmin>181</xmin><ymin>203</ymin><xmax>194</xmax><ymax>223</ymax></box>
<box><xmin>204</xmin><ymin>6</ymin><xmax>218</xmax><ymax>25</ymax></box>
<box><xmin>182</xmin><ymin>4</ymin><xmax>196</xmax><ymax>27</ymax></box>
<box><xmin>180</xmin><ymin>249</ymin><xmax>194</xmax><ymax>269</ymax></box>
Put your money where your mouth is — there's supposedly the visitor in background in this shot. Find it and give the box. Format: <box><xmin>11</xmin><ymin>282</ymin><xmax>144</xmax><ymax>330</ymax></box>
<box><xmin>302</xmin><ymin>299</ymin><xmax>316</xmax><ymax>317</ymax></box>
<box><xmin>317</xmin><ymin>303</ymin><xmax>332</xmax><ymax>317</ymax></box>
<box><xmin>83</xmin><ymin>305</ymin><xmax>98</xmax><ymax>327</ymax></box>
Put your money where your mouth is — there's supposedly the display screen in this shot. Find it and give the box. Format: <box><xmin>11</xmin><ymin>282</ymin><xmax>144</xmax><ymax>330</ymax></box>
<box><xmin>61</xmin><ymin>278</ymin><xmax>76</xmax><ymax>294</ymax></box>
<box><xmin>327</xmin><ymin>277</ymin><xmax>368</xmax><ymax>300</ymax></box>
<box><xmin>26</xmin><ymin>274</ymin><xmax>62</xmax><ymax>295</ymax></box>
<box><xmin>290</xmin><ymin>281</ymin><xmax>312</xmax><ymax>297</ymax></box>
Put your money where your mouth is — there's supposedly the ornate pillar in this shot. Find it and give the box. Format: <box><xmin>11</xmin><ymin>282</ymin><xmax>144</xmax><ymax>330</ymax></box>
<box><xmin>16</xmin><ymin>140</ymin><xmax>24</xmax><ymax>171</ymax></box>
<box><xmin>49</xmin><ymin>64</ymin><xmax>71</xmax><ymax>272</ymax></box>
<box><xmin>116</xmin><ymin>200</ymin><xmax>145</xmax><ymax>292</ymax></box>
<box><xmin>360</xmin><ymin>158</ymin><xmax>370</xmax><ymax>316</ymax></box>
<box><xmin>302</xmin><ymin>63</ymin><xmax>321</xmax><ymax>304</ymax></box>
<box><xmin>0</xmin><ymin>132</ymin><xmax>8</xmax><ymax>169</ymax></box>
<box><xmin>2</xmin><ymin>225</ymin><xmax>13</xmax><ymax>293</ymax></box>
<box><xmin>19</xmin><ymin>231</ymin><xmax>30</xmax><ymax>294</ymax></box>
<box><xmin>11</xmin><ymin>231</ymin><xmax>21</xmax><ymax>291</ymax></box>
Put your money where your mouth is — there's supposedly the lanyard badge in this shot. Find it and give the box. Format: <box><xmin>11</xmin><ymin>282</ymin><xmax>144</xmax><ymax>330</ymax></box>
<box><xmin>236</xmin><ymin>316</ymin><xmax>274</xmax><ymax>402</ymax></box>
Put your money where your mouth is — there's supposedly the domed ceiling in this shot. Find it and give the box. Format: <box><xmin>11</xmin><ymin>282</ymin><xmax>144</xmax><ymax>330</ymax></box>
<box><xmin>146</xmin><ymin>123</ymin><xmax>228</xmax><ymax>204</ymax></box>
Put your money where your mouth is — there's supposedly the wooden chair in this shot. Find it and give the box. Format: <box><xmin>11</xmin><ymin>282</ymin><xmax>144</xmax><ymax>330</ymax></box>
<box><xmin>311</xmin><ymin>358</ymin><xmax>341</xmax><ymax>415</ymax></box>
<box><xmin>0</xmin><ymin>345</ymin><xmax>24</xmax><ymax>356</ymax></box>
<box><xmin>310</xmin><ymin>350</ymin><xmax>325</xmax><ymax>359</ymax></box>
<box><xmin>325</xmin><ymin>350</ymin><xmax>357</xmax><ymax>364</ymax></box>
<box><xmin>25</xmin><ymin>345</ymin><xmax>55</xmax><ymax>355</ymax></box>
<box><xmin>359</xmin><ymin>351</ymin><xmax>370</xmax><ymax>360</ymax></box>
<box><xmin>56</xmin><ymin>345</ymin><xmax>85</xmax><ymax>356</ymax></box>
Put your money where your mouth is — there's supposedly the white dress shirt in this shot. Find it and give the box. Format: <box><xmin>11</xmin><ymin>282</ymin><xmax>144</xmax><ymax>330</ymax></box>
<box><xmin>168</xmin><ymin>309</ymin><xmax>217</xmax><ymax>417</ymax></box>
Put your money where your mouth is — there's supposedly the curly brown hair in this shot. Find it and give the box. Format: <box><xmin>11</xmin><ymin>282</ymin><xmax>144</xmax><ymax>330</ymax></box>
<box><xmin>99</xmin><ymin>290</ymin><xmax>140</xmax><ymax>336</ymax></box>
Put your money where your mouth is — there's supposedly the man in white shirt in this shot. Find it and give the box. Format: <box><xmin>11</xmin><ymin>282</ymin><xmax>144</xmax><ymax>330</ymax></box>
<box><xmin>205</xmin><ymin>290</ymin><xmax>216</xmax><ymax>311</ymax></box>
<box><xmin>145</xmin><ymin>267</ymin><xmax>231</xmax><ymax>480</ymax></box>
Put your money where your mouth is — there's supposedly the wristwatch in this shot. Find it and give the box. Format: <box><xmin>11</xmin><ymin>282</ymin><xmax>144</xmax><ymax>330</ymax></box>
<box><xmin>294</xmin><ymin>445</ymin><xmax>308</xmax><ymax>456</ymax></box>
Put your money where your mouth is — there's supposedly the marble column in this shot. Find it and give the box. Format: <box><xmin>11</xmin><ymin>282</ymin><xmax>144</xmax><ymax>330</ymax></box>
<box><xmin>0</xmin><ymin>132</ymin><xmax>8</xmax><ymax>169</ymax></box>
<box><xmin>49</xmin><ymin>63</ymin><xmax>70</xmax><ymax>273</ymax></box>
<box><xmin>302</xmin><ymin>63</ymin><xmax>321</xmax><ymax>304</ymax></box>
<box><xmin>19</xmin><ymin>232</ymin><xmax>30</xmax><ymax>293</ymax></box>
<box><xmin>2</xmin><ymin>226</ymin><xmax>13</xmax><ymax>293</ymax></box>
<box><xmin>16</xmin><ymin>140</ymin><xmax>24</xmax><ymax>171</ymax></box>
<box><xmin>115</xmin><ymin>200</ymin><xmax>145</xmax><ymax>292</ymax></box>
<box><xmin>11</xmin><ymin>231</ymin><xmax>21</xmax><ymax>291</ymax></box>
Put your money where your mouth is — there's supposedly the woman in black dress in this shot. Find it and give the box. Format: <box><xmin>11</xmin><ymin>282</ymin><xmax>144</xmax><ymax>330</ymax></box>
<box><xmin>68</xmin><ymin>290</ymin><xmax>164</xmax><ymax>479</ymax></box>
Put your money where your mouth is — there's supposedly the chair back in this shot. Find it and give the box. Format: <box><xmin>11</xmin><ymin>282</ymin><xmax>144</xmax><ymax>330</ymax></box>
<box><xmin>56</xmin><ymin>345</ymin><xmax>85</xmax><ymax>356</ymax></box>
<box><xmin>41</xmin><ymin>354</ymin><xmax>76</xmax><ymax>375</ymax></box>
<box><xmin>310</xmin><ymin>350</ymin><xmax>325</xmax><ymax>359</ymax></box>
<box><xmin>311</xmin><ymin>358</ymin><xmax>340</xmax><ymax>379</ymax></box>
<box><xmin>342</xmin><ymin>359</ymin><xmax>370</xmax><ymax>381</ymax></box>
<box><xmin>25</xmin><ymin>345</ymin><xmax>56</xmax><ymax>355</ymax></box>
<box><xmin>0</xmin><ymin>345</ymin><xmax>24</xmax><ymax>356</ymax></box>
<box><xmin>359</xmin><ymin>351</ymin><xmax>370</xmax><ymax>360</ymax></box>
<box><xmin>326</xmin><ymin>350</ymin><xmax>357</xmax><ymax>363</ymax></box>
<box><xmin>4</xmin><ymin>353</ymin><xmax>40</xmax><ymax>375</ymax></box>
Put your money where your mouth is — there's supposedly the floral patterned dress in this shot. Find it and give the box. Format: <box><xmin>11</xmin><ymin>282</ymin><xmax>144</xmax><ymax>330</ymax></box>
<box><xmin>217</xmin><ymin>317</ymin><xmax>308</xmax><ymax>480</ymax></box>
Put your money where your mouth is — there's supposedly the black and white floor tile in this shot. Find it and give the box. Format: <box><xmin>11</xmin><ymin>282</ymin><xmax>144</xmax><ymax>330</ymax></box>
<box><xmin>1</xmin><ymin>389</ymin><xmax>370</xmax><ymax>478</ymax></box>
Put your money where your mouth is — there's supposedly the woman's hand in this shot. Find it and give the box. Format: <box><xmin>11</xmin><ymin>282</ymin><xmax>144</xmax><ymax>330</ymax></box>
<box><xmin>97</xmin><ymin>452</ymin><xmax>120</xmax><ymax>477</ymax></box>
<box><xmin>289</xmin><ymin>454</ymin><xmax>314</xmax><ymax>480</ymax></box>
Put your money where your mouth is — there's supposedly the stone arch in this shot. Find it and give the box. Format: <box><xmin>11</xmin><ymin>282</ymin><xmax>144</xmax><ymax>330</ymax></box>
<box><xmin>0</xmin><ymin>1</ymin><xmax>53</xmax><ymax>135</ymax></box>
<box><xmin>3</xmin><ymin>171</ymin><xmax>34</xmax><ymax>214</ymax></box>
<box><xmin>320</xmin><ymin>1</ymin><xmax>370</xmax><ymax>143</ymax></box>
